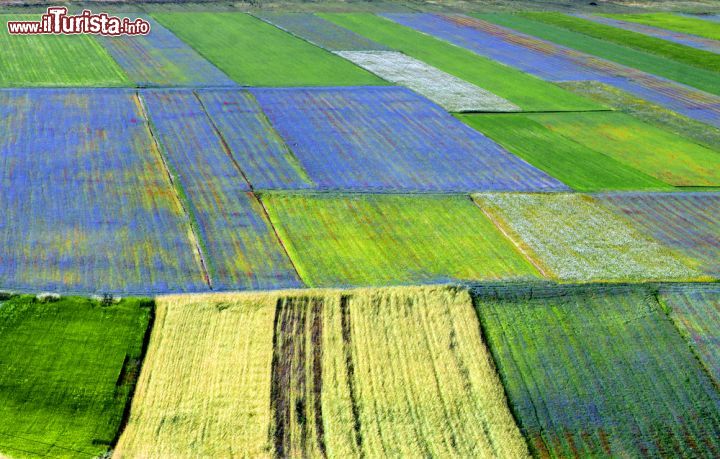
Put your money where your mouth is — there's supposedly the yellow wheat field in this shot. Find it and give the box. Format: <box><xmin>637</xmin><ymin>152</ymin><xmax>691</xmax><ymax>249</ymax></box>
<box><xmin>114</xmin><ymin>286</ymin><xmax>528</xmax><ymax>458</ymax></box>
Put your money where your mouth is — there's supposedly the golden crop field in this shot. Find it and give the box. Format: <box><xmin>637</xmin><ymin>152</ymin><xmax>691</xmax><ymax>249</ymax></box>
<box><xmin>114</xmin><ymin>286</ymin><xmax>528</xmax><ymax>458</ymax></box>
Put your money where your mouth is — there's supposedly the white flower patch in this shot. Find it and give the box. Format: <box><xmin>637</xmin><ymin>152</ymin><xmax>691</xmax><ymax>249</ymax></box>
<box><xmin>337</xmin><ymin>51</ymin><xmax>519</xmax><ymax>113</ymax></box>
<box><xmin>473</xmin><ymin>193</ymin><xmax>703</xmax><ymax>282</ymax></box>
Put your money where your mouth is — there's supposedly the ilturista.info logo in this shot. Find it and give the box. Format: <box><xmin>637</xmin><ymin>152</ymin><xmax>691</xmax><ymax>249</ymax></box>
<box><xmin>7</xmin><ymin>7</ymin><xmax>151</xmax><ymax>35</ymax></box>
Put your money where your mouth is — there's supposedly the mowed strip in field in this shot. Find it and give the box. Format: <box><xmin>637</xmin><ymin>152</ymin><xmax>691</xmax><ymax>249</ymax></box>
<box><xmin>0</xmin><ymin>89</ymin><xmax>208</xmax><ymax>294</ymax></box>
<box><xmin>256</xmin><ymin>12</ymin><xmax>390</xmax><ymax>51</ymax></box>
<box><xmin>152</xmin><ymin>13</ymin><xmax>385</xmax><ymax>87</ymax></box>
<box><xmin>321</xmin><ymin>13</ymin><xmax>601</xmax><ymax>111</ymax></box>
<box><xmin>0</xmin><ymin>15</ymin><xmax>129</xmax><ymax>87</ymax></box>
<box><xmin>606</xmin><ymin>13</ymin><xmax>720</xmax><ymax>41</ymax></box>
<box><xmin>477</xmin><ymin>13</ymin><xmax>720</xmax><ymax>91</ymax></box>
<box><xmin>0</xmin><ymin>295</ymin><xmax>151</xmax><ymax>459</ymax></box>
<box><xmin>473</xmin><ymin>284</ymin><xmax>720</xmax><ymax>457</ymax></box>
<box><xmin>525</xmin><ymin>112</ymin><xmax>720</xmax><ymax>187</ymax></box>
<box><xmin>251</xmin><ymin>86</ymin><xmax>565</xmax><ymax>192</ymax></box>
<box><xmin>473</xmin><ymin>193</ymin><xmax>703</xmax><ymax>281</ymax></box>
<box><xmin>116</xmin><ymin>287</ymin><xmax>528</xmax><ymax>458</ymax></box>
<box><xmin>598</xmin><ymin>193</ymin><xmax>720</xmax><ymax>277</ymax></box>
<box><xmin>458</xmin><ymin>114</ymin><xmax>671</xmax><ymax>191</ymax></box>
<box><xmin>98</xmin><ymin>17</ymin><xmax>235</xmax><ymax>87</ymax></box>
<box><xmin>262</xmin><ymin>193</ymin><xmax>539</xmax><ymax>287</ymax></box>
<box><xmin>336</xmin><ymin>51</ymin><xmax>519</xmax><ymax>112</ymax></box>
<box><xmin>659</xmin><ymin>285</ymin><xmax>720</xmax><ymax>387</ymax></box>
<box><xmin>141</xmin><ymin>90</ymin><xmax>302</xmax><ymax>290</ymax></box>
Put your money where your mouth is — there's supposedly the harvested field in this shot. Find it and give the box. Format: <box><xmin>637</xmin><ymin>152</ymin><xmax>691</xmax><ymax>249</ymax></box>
<box><xmin>458</xmin><ymin>114</ymin><xmax>671</xmax><ymax>191</ymax></box>
<box><xmin>598</xmin><ymin>193</ymin><xmax>720</xmax><ymax>277</ymax></box>
<box><xmin>0</xmin><ymin>89</ymin><xmax>208</xmax><ymax>294</ymax></box>
<box><xmin>478</xmin><ymin>13</ymin><xmax>720</xmax><ymax>91</ymax></box>
<box><xmin>473</xmin><ymin>193</ymin><xmax>703</xmax><ymax>281</ymax></box>
<box><xmin>141</xmin><ymin>90</ymin><xmax>303</xmax><ymax>291</ymax></box>
<box><xmin>257</xmin><ymin>12</ymin><xmax>390</xmax><ymax>51</ymax></box>
<box><xmin>579</xmin><ymin>14</ymin><xmax>720</xmax><ymax>53</ymax></box>
<box><xmin>114</xmin><ymin>293</ymin><xmax>277</xmax><ymax>458</ymax></box>
<box><xmin>0</xmin><ymin>294</ymin><xmax>151</xmax><ymax>458</ymax></box>
<box><xmin>0</xmin><ymin>15</ymin><xmax>129</xmax><ymax>87</ymax></box>
<box><xmin>152</xmin><ymin>13</ymin><xmax>385</xmax><ymax>86</ymax></box>
<box><xmin>117</xmin><ymin>286</ymin><xmax>528</xmax><ymax>458</ymax></box>
<box><xmin>473</xmin><ymin>284</ymin><xmax>720</xmax><ymax>457</ymax></box>
<box><xmin>607</xmin><ymin>13</ymin><xmax>720</xmax><ymax>41</ymax></box>
<box><xmin>195</xmin><ymin>89</ymin><xmax>315</xmax><ymax>190</ymax></box>
<box><xmin>320</xmin><ymin>13</ymin><xmax>601</xmax><ymax>112</ymax></box>
<box><xmin>336</xmin><ymin>51</ymin><xmax>520</xmax><ymax>112</ymax></box>
<box><xmin>262</xmin><ymin>193</ymin><xmax>539</xmax><ymax>287</ymax></box>
<box><xmin>251</xmin><ymin>86</ymin><xmax>565</xmax><ymax>192</ymax></box>
<box><xmin>99</xmin><ymin>17</ymin><xmax>235</xmax><ymax>87</ymax></box>
<box><xmin>659</xmin><ymin>285</ymin><xmax>720</xmax><ymax>387</ymax></box>
<box><xmin>386</xmin><ymin>13</ymin><xmax>720</xmax><ymax>127</ymax></box>
<box><xmin>527</xmin><ymin>111</ymin><xmax>720</xmax><ymax>186</ymax></box>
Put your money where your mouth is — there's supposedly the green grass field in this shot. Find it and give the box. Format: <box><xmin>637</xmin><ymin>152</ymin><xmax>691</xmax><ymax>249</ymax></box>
<box><xmin>478</xmin><ymin>13</ymin><xmax>720</xmax><ymax>94</ymax></box>
<box><xmin>473</xmin><ymin>284</ymin><xmax>720</xmax><ymax>457</ymax></box>
<box><xmin>0</xmin><ymin>294</ymin><xmax>151</xmax><ymax>458</ymax></box>
<box><xmin>262</xmin><ymin>193</ymin><xmax>539</xmax><ymax>287</ymax></box>
<box><xmin>0</xmin><ymin>15</ymin><xmax>129</xmax><ymax>87</ymax></box>
<box><xmin>151</xmin><ymin>13</ymin><xmax>385</xmax><ymax>86</ymax></box>
<box><xmin>605</xmin><ymin>13</ymin><xmax>720</xmax><ymax>41</ymax></box>
<box><xmin>527</xmin><ymin>111</ymin><xmax>720</xmax><ymax>186</ymax></box>
<box><xmin>559</xmin><ymin>81</ymin><xmax>720</xmax><ymax>153</ymax></box>
<box><xmin>473</xmin><ymin>193</ymin><xmax>703</xmax><ymax>281</ymax></box>
<box><xmin>319</xmin><ymin>13</ymin><xmax>602</xmax><ymax>111</ymax></box>
<box><xmin>458</xmin><ymin>114</ymin><xmax>672</xmax><ymax>192</ymax></box>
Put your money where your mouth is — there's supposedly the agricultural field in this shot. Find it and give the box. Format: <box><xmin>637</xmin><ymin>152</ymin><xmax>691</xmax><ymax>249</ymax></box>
<box><xmin>151</xmin><ymin>13</ymin><xmax>386</xmax><ymax>86</ymax></box>
<box><xmin>250</xmin><ymin>86</ymin><xmax>564</xmax><ymax>191</ymax></box>
<box><xmin>262</xmin><ymin>193</ymin><xmax>539</xmax><ymax>287</ymax></box>
<box><xmin>606</xmin><ymin>13</ymin><xmax>720</xmax><ymax>40</ymax></box>
<box><xmin>321</xmin><ymin>13</ymin><xmax>603</xmax><ymax>112</ymax></box>
<box><xmin>473</xmin><ymin>193</ymin><xmax>703</xmax><ymax>281</ymax></box>
<box><xmin>659</xmin><ymin>285</ymin><xmax>720</xmax><ymax>387</ymax></box>
<box><xmin>0</xmin><ymin>294</ymin><xmax>151</xmax><ymax>458</ymax></box>
<box><xmin>117</xmin><ymin>287</ymin><xmax>528</xmax><ymax>457</ymax></box>
<box><xmin>99</xmin><ymin>17</ymin><xmax>235</xmax><ymax>87</ymax></box>
<box><xmin>598</xmin><ymin>193</ymin><xmax>720</xmax><ymax>277</ymax></box>
<box><xmin>2</xmin><ymin>6</ymin><xmax>720</xmax><ymax>458</ymax></box>
<box><xmin>458</xmin><ymin>114</ymin><xmax>672</xmax><ymax>191</ymax></box>
<box><xmin>473</xmin><ymin>284</ymin><xmax>720</xmax><ymax>457</ymax></box>
<box><xmin>0</xmin><ymin>89</ymin><xmax>208</xmax><ymax>294</ymax></box>
<box><xmin>141</xmin><ymin>90</ymin><xmax>303</xmax><ymax>291</ymax></box>
<box><xmin>0</xmin><ymin>15</ymin><xmax>129</xmax><ymax>87</ymax></box>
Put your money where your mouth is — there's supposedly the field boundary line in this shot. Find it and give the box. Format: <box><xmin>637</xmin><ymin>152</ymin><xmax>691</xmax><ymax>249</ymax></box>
<box><xmin>193</xmin><ymin>92</ymin><xmax>306</xmax><ymax>286</ymax></box>
<box><xmin>134</xmin><ymin>91</ymin><xmax>213</xmax><ymax>290</ymax></box>
<box><xmin>469</xmin><ymin>196</ymin><xmax>551</xmax><ymax>278</ymax></box>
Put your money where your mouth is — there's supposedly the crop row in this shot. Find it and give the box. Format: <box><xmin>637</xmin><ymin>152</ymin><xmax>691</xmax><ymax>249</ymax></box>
<box><xmin>4</xmin><ymin>284</ymin><xmax>719</xmax><ymax>457</ymax></box>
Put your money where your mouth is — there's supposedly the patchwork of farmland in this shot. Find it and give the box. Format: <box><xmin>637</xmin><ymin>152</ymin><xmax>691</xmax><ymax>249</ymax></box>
<box><xmin>2</xmin><ymin>7</ymin><xmax>720</xmax><ymax>458</ymax></box>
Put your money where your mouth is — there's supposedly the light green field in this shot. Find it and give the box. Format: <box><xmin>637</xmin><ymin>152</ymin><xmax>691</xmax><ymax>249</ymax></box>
<box><xmin>527</xmin><ymin>111</ymin><xmax>720</xmax><ymax>186</ymax></box>
<box><xmin>152</xmin><ymin>13</ymin><xmax>385</xmax><ymax>86</ymax></box>
<box><xmin>473</xmin><ymin>193</ymin><xmax>705</xmax><ymax>281</ymax></box>
<box><xmin>606</xmin><ymin>13</ymin><xmax>720</xmax><ymax>41</ymax></box>
<box><xmin>0</xmin><ymin>15</ymin><xmax>129</xmax><ymax>86</ymax></box>
<box><xmin>0</xmin><ymin>294</ymin><xmax>151</xmax><ymax>458</ymax></box>
<box><xmin>319</xmin><ymin>13</ymin><xmax>602</xmax><ymax>111</ymax></box>
<box><xmin>116</xmin><ymin>287</ymin><xmax>528</xmax><ymax>458</ymax></box>
<box><xmin>458</xmin><ymin>114</ymin><xmax>671</xmax><ymax>192</ymax></box>
<box><xmin>262</xmin><ymin>193</ymin><xmax>539</xmax><ymax>287</ymax></box>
